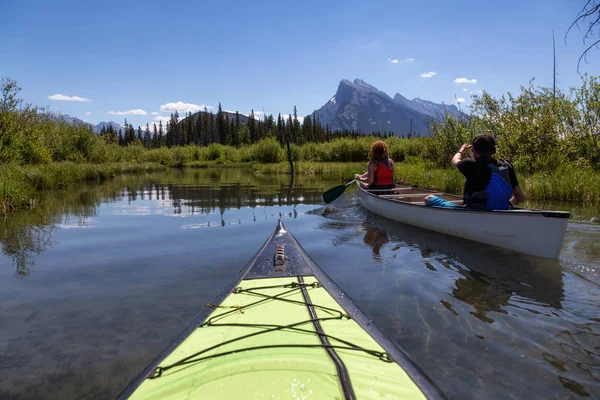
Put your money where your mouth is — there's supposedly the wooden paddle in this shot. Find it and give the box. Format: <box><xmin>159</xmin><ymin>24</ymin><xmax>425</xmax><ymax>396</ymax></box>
<box><xmin>323</xmin><ymin>179</ymin><xmax>357</xmax><ymax>204</ymax></box>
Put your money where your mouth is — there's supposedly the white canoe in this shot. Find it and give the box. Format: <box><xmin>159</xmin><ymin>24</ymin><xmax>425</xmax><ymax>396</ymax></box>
<box><xmin>356</xmin><ymin>183</ymin><xmax>570</xmax><ymax>258</ymax></box>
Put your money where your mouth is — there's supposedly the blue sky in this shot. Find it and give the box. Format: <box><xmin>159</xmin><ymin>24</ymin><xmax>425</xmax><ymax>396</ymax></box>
<box><xmin>1</xmin><ymin>0</ymin><xmax>598</xmax><ymax>129</ymax></box>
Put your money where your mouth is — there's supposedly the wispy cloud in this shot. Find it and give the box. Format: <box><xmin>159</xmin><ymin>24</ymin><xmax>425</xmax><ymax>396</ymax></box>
<box><xmin>472</xmin><ymin>89</ymin><xmax>484</xmax><ymax>95</ymax></box>
<box><xmin>420</xmin><ymin>71</ymin><xmax>436</xmax><ymax>78</ymax></box>
<box><xmin>160</xmin><ymin>102</ymin><xmax>212</xmax><ymax>113</ymax></box>
<box><xmin>454</xmin><ymin>78</ymin><xmax>477</xmax><ymax>84</ymax></box>
<box><xmin>153</xmin><ymin>115</ymin><xmax>171</xmax><ymax>123</ymax></box>
<box><xmin>389</xmin><ymin>57</ymin><xmax>415</xmax><ymax>64</ymax></box>
<box><xmin>85</xmin><ymin>112</ymin><xmax>92</xmax><ymax>115</ymax></box>
<box><xmin>151</xmin><ymin>112</ymin><xmax>160</xmax><ymax>115</ymax></box>
<box><xmin>462</xmin><ymin>88</ymin><xmax>467</xmax><ymax>92</ymax></box>
<box><xmin>108</xmin><ymin>109</ymin><xmax>147</xmax><ymax>116</ymax></box>
<box><xmin>48</xmin><ymin>94</ymin><xmax>91</xmax><ymax>102</ymax></box>
<box><xmin>456</xmin><ymin>98</ymin><xmax>466</xmax><ymax>103</ymax></box>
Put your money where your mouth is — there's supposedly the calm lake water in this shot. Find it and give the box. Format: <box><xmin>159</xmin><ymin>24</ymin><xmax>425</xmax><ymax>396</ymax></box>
<box><xmin>1</xmin><ymin>168</ymin><xmax>599</xmax><ymax>399</ymax></box>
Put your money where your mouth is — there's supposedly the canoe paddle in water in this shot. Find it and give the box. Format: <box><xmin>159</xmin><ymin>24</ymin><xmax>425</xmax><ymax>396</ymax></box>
<box><xmin>323</xmin><ymin>179</ymin><xmax>357</xmax><ymax>204</ymax></box>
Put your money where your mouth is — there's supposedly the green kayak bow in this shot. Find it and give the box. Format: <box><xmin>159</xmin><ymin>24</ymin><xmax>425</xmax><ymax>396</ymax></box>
<box><xmin>119</xmin><ymin>220</ymin><xmax>445</xmax><ymax>399</ymax></box>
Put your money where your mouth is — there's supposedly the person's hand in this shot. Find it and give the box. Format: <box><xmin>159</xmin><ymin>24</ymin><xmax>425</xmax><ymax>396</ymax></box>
<box><xmin>459</xmin><ymin>144</ymin><xmax>472</xmax><ymax>154</ymax></box>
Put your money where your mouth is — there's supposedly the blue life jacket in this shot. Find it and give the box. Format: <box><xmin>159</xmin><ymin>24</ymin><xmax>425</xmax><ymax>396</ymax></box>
<box><xmin>468</xmin><ymin>162</ymin><xmax>513</xmax><ymax>211</ymax></box>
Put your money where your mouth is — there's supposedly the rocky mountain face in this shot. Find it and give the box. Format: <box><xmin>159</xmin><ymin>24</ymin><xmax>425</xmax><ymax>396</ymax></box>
<box><xmin>94</xmin><ymin>121</ymin><xmax>125</xmax><ymax>134</ymax></box>
<box><xmin>309</xmin><ymin>79</ymin><xmax>462</xmax><ymax>136</ymax></box>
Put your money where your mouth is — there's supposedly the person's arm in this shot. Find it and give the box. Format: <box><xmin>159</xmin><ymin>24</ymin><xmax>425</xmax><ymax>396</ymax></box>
<box><xmin>364</xmin><ymin>161</ymin><xmax>377</xmax><ymax>184</ymax></box>
<box><xmin>451</xmin><ymin>144</ymin><xmax>471</xmax><ymax>168</ymax></box>
<box><xmin>355</xmin><ymin>162</ymin><xmax>374</xmax><ymax>182</ymax></box>
<box><xmin>510</xmin><ymin>185</ymin><xmax>526</xmax><ymax>206</ymax></box>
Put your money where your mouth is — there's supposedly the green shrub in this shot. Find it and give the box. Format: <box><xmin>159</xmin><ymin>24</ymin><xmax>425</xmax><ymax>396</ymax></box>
<box><xmin>253</xmin><ymin>138</ymin><xmax>283</xmax><ymax>163</ymax></box>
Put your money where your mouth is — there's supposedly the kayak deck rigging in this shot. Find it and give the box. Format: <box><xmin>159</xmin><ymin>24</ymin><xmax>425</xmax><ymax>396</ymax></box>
<box><xmin>120</xmin><ymin>221</ymin><xmax>445</xmax><ymax>399</ymax></box>
<box><xmin>150</xmin><ymin>279</ymin><xmax>392</xmax><ymax>380</ymax></box>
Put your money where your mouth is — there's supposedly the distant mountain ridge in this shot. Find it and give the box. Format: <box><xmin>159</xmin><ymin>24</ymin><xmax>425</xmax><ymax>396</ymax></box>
<box><xmin>309</xmin><ymin>79</ymin><xmax>462</xmax><ymax>136</ymax></box>
<box><xmin>52</xmin><ymin>113</ymin><xmax>125</xmax><ymax>134</ymax></box>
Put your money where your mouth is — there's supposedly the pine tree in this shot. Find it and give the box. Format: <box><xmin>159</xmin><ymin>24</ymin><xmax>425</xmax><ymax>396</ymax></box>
<box><xmin>144</xmin><ymin>123</ymin><xmax>151</xmax><ymax>149</ymax></box>
<box><xmin>152</xmin><ymin>123</ymin><xmax>158</xmax><ymax>148</ymax></box>
<box><xmin>248</xmin><ymin>109</ymin><xmax>256</xmax><ymax>143</ymax></box>
<box><xmin>292</xmin><ymin>106</ymin><xmax>301</xmax><ymax>144</ymax></box>
<box><xmin>216</xmin><ymin>103</ymin><xmax>226</xmax><ymax>144</ymax></box>
<box><xmin>277</xmin><ymin>113</ymin><xmax>284</xmax><ymax>144</ymax></box>
<box><xmin>159</xmin><ymin>121</ymin><xmax>164</xmax><ymax>147</ymax></box>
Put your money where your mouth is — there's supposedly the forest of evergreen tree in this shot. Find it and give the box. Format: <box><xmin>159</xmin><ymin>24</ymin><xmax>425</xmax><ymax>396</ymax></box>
<box><xmin>98</xmin><ymin>103</ymin><xmax>409</xmax><ymax>149</ymax></box>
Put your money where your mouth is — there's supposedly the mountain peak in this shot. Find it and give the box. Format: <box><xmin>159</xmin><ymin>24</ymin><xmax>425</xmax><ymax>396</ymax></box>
<box><xmin>352</xmin><ymin>78</ymin><xmax>380</xmax><ymax>92</ymax></box>
<box><xmin>393</xmin><ymin>93</ymin><xmax>408</xmax><ymax>102</ymax></box>
<box><xmin>310</xmin><ymin>78</ymin><xmax>464</xmax><ymax>135</ymax></box>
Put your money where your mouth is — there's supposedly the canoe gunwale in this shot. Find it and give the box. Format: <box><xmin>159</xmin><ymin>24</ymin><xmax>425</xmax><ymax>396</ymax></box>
<box><xmin>357</xmin><ymin>182</ymin><xmax>570</xmax><ymax>219</ymax></box>
<box><xmin>356</xmin><ymin>183</ymin><xmax>569</xmax><ymax>258</ymax></box>
<box><xmin>118</xmin><ymin>220</ymin><xmax>447</xmax><ymax>400</ymax></box>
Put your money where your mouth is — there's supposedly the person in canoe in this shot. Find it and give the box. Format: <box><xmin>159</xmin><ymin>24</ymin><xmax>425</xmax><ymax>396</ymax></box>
<box><xmin>355</xmin><ymin>140</ymin><xmax>395</xmax><ymax>190</ymax></box>
<box><xmin>425</xmin><ymin>133</ymin><xmax>526</xmax><ymax>210</ymax></box>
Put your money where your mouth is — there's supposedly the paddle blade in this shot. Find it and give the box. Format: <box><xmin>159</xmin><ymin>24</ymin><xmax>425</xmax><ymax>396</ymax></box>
<box><xmin>322</xmin><ymin>184</ymin><xmax>347</xmax><ymax>204</ymax></box>
<box><xmin>323</xmin><ymin>182</ymin><xmax>353</xmax><ymax>204</ymax></box>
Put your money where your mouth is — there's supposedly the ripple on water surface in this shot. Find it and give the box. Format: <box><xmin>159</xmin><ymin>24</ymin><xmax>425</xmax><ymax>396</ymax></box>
<box><xmin>0</xmin><ymin>168</ymin><xmax>599</xmax><ymax>399</ymax></box>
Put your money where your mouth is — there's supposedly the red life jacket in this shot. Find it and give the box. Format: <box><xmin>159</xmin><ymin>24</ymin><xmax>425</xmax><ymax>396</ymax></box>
<box><xmin>373</xmin><ymin>159</ymin><xmax>393</xmax><ymax>187</ymax></box>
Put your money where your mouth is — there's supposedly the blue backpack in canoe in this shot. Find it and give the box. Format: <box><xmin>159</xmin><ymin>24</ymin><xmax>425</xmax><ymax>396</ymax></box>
<box><xmin>469</xmin><ymin>162</ymin><xmax>513</xmax><ymax>211</ymax></box>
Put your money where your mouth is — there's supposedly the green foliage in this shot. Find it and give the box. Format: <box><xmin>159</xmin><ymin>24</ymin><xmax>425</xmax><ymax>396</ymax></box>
<box><xmin>252</xmin><ymin>138</ymin><xmax>284</xmax><ymax>163</ymax></box>
<box><xmin>0</xmin><ymin>162</ymin><xmax>166</xmax><ymax>213</ymax></box>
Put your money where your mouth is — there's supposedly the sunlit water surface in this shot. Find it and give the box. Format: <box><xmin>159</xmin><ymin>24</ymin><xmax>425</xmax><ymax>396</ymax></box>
<box><xmin>0</xmin><ymin>168</ymin><xmax>598</xmax><ymax>399</ymax></box>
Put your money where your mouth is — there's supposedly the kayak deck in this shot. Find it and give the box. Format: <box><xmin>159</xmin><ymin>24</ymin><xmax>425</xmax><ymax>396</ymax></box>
<box><xmin>120</xmin><ymin>221</ymin><xmax>444</xmax><ymax>399</ymax></box>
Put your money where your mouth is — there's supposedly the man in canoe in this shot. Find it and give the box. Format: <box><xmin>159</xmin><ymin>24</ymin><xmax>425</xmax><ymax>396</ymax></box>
<box><xmin>425</xmin><ymin>134</ymin><xmax>526</xmax><ymax>210</ymax></box>
<box><xmin>355</xmin><ymin>140</ymin><xmax>395</xmax><ymax>190</ymax></box>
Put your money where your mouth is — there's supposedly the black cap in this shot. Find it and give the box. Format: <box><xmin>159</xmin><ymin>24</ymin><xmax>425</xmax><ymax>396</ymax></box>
<box><xmin>471</xmin><ymin>134</ymin><xmax>496</xmax><ymax>156</ymax></box>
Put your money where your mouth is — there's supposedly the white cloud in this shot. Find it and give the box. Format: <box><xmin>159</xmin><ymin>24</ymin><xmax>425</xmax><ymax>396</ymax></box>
<box><xmin>456</xmin><ymin>98</ymin><xmax>466</xmax><ymax>103</ymax></box>
<box><xmin>153</xmin><ymin>115</ymin><xmax>171</xmax><ymax>123</ymax></box>
<box><xmin>160</xmin><ymin>102</ymin><xmax>212</xmax><ymax>113</ymax></box>
<box><xmin>48</xmin><ymin>94</ymin><xmax>91</xmax><ymax>102</ymax></box>
<box><xmin>454</xmin><ymin>78</ymin><xmax>477</xmax><ymax>84</ymax></box>
<box><xmin>108</xmin><ymin>109</ymin><xmax>147</xmax><ymax>116</ymax></box>
<box><xmin>472</xmin><ymin>89</ymin><xmax>484</xmax><ymax>95</ymax></box>
<box><xmin>462</xmin><ymin>88</ymin><xmax>467</xmax><ymax>92</ymax></box>
<box><xmin>420</xmin><ymin>71</ymin><xmax>436</xmax><ymax>78</ymax></box>
<box><xmin>85</xmin><ymin>112</ymin><xmax>92</xmax><ymax>115</ymax></box>
<box><xmin>151</xmin><ymin>112</ymin><xmax>160</xmax><ymax>115</ymax></box>
<box><xmin>389</xmin><ymin>57</ymin><xmax>414</xmax><ymax>64</ymax></box>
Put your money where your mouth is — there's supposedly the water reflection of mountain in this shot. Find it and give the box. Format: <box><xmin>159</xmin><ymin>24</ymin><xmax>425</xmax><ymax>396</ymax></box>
<box><xmin>335</xmin><ymin>216</ymin><xmax>565</xmax><ymax>320</ymax></box>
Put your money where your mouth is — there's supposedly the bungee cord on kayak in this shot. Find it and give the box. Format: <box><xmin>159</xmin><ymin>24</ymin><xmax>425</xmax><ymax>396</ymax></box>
<box><xmin>149</xmin><ymin>280</ymin><xmax>393</xmax><ymax>379</ymax></box>
<box><xmin>121</xmin><ymin>222</ymin><xmax>446</xmax><ymax>400</ymax></box>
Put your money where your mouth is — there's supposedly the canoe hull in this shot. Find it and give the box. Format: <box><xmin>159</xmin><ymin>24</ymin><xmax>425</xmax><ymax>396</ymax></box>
<box><xmin>356</xmin><ymin>183</ymin><xmax>569</xmax><ymax>258</ymax></box>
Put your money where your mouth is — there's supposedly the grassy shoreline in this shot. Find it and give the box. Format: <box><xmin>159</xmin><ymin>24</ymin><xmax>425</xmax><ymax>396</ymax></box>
<box><xmin>2</xmin><ymin>160</ymin><xmax>600</xmax><ymax>215</ymax></box>
<box><xmin>255</xmin><ymin>161</ymin><xmax>600</xmax><ymax>203</ymax></box>
<box><xmin>0</xmin><ymin>162</ymin><xmax>167</xmax><ymax>214</ymax></box>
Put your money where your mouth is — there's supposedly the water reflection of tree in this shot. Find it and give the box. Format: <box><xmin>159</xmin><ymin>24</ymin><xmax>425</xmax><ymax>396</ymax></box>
<box><xmin>0</xmin><ymin>176</ymin><xmax>132</xmax><ymax>278</ymax></box>
<box><xmin>1</xmin><ymin>168</ymin><xmax>336</xmax><ymax>278</ymax></box>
